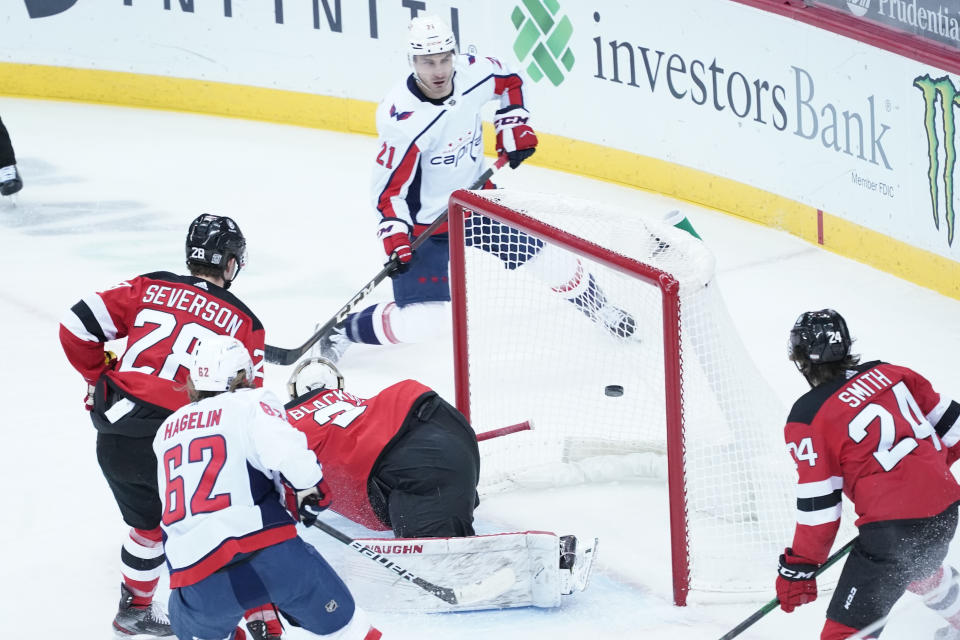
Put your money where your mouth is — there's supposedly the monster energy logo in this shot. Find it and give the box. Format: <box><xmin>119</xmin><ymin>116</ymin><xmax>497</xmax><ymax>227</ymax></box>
<box><xmin>915</xmin><ymin>74</ymin><xmax>959</xmax><ymax>246</ymax></box>
<box><xmin>511</xmin><ymin>0</ymin><xmax>574</xmax><ymax>87</ymax></box>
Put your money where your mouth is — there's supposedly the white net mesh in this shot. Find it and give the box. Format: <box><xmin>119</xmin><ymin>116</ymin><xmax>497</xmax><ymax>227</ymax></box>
<box><xmin>451</xmin><ymin>189</ymin><xmax>797</xmax><ymax>598</ymax></box>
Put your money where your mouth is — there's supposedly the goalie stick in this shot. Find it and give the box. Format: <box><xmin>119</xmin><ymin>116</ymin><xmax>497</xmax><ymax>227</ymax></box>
<box><xmin>311</xmin><ymin>518</ymin><xmax>516</xmax><ymax>605</ymax></box>
<box><xmin>265</xmin><ymin>154</ymin><xmax>510</xmax><ymax>366</ymax></box>
<box><xmin>717</xmin><ymin>537</ymin><xmax>856</xmax><ymax>640</ymax></box>
<box><xmin>476</xmin><ymin>420</ymin><xmax>532</xmax><ymax>442</ymax></box>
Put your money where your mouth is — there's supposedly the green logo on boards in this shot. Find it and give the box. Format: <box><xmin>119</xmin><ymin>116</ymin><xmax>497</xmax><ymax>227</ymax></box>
<box><xmin>915</xmin><ymin>74</ymin><xmax>959</xmax><ymax>246</ymax></box>
<box><xmin>511</xmin><ymin>0</ymin><xmax>574</xmax><ymax>87</ymax></box>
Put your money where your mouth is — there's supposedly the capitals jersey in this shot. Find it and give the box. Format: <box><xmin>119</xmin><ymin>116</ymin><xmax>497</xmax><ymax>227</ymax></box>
<box><xmin>372</xmin><ymin>54</ymin><xmax>525</xmax><ymax>236</ymax></box>
<box><xmin>784</xmin><ymin>360</ymin><xmax>960</xmax><ymax>564</ymax></box>
<box><xmin>154</xmin><ymin>388</ymin><xmax>322</xmax><ymax>587</ymax></box>
<box><xmin>60</xmin><ymin>271</ymin><xmax>265</xmax><ymax>412</ymax></box>
<box><xmin>285</xmin><ymin>380</ymin><xmax>434</xmax><ymax>531</ymax></box>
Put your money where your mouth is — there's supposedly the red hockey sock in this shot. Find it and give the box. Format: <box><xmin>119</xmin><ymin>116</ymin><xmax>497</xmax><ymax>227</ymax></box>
<box><xmin>244</xmin><ymin>604</ymin><xmax>283</xmax><ymax>636</ymax></box>
<box><xmin>123</xmin><ymin>527</ymin><xmax>164</xmax><ymax>607</ymax></box>
<box><xmin>822</xmin><ymin>619</ymin><xmax>872</xmax><ymax>640</ymax></box>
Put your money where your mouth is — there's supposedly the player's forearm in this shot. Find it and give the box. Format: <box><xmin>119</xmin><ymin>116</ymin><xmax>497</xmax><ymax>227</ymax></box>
<box><xmin>791</xmin><ymin>520</ymin><xmax>840</xmax><ymax>565</ymax></box>
<box><xmin>59</xmin><ymin>324</ymin><xmax>110</xmax><ymax>382</ymax></box>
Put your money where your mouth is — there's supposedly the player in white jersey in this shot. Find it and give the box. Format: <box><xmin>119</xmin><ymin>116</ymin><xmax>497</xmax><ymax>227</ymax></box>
<box><xmin>319</xmin><ymin>15</ymin><xmax>636</xmax><ymax>362</ymax></box>
<box><xmin>154</xmin><ymin>335</ymin><xmax>381</xmax><ymax>640</ymax></box>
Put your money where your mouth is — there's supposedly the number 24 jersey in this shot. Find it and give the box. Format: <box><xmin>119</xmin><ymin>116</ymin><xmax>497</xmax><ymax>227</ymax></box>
<box><xmin>784</xmin><ymin>360</ymin><xmax>960</xmax><ymax>563</ymax></box>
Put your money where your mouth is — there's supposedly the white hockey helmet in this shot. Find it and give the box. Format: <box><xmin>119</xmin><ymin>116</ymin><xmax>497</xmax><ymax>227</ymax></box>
<box><xmin>287</xmin><ymin>357</ymin><xmax>344</xmax><ymax>399</ymax></box>
<box><xmin>190</xmin><ymin>335</ymin><xmax>254</xmax><ymax>393</ymax></box>
<box><xmin>407</xmin><ymin>14</ymin><xmax>457</xmax><ymax>62</ymax></box>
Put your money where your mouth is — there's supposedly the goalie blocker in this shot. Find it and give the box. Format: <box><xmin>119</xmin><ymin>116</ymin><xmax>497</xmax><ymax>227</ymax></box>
<box><xmin>317</xmin><ymin>530</ymin><xmax>598</xmax><ymax>613</ymax></box>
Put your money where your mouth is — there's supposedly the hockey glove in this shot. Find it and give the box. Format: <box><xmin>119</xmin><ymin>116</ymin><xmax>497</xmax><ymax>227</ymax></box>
<box><xmin>293</xmin><ymin>478</ymin><xmax>333</xmax><ymax>527</ymax></box>
<box><xmin>494</xmin><ymin>105</ymin><xmax>538</xmax><ymax>169</ymax></box>
<box><xmin>84</xmin><ymin>351</ymin><xmax>118</xmax><ymax>411</ymax></box>
<box><xmin>378</xmin><ymin>218</ymin><xmax>413</xmax><ymax>275</ymax></box>
<box><xmin>776</xmin><ymin>548</ymin><xmax>819</xmax><ymax>612</ymax></box>
<box><xmin>84</xmin><ymin>383</ymin><xmax>97</xmax><ymax>411</ymax></box>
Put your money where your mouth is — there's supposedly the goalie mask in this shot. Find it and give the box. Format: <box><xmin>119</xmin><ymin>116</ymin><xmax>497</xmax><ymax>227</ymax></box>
<box><xmin>186</xmin><ymin>214</ymin><xmax>247</xmax><ymax>289</ymax></box>
<box><xmin>407</xmin><ymin>14</ymin><xmax>457</xmax><ymax>66</ymax></box>
<box><xmin>788</xmin><ymin>308</ymin><xmax>852</xmax><ymax>365</ymax></box>
<box><xmin>190</xmin><ymin>335</ymin><xmax>254</xmax><ymax>393</ymax></box>
<box><xmin>288</xmin><ymin>357</ymin><xmax>344</xmax><ymax>399</ymax></box>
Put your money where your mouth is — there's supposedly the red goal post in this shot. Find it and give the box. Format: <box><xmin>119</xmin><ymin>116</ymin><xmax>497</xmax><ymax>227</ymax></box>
<box><xmin>447</xmin><ymin>188</ymin><xmax>797</xmax><ymax>606</ymax></box>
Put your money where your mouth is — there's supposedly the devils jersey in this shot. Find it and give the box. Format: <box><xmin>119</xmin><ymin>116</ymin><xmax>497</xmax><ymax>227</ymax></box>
<box><xmin>60</xmin><ymin>271</ymin><xmax>265</xmax><ymax>413</ymax></box>
<box><xmin>154</xmin><ymin>388</ymin><xmax>322</xmax><ymax>587</ymax></box>
<box><xmin>784</xmin><ymin>360</ymin><xmax>960</xmax><ymax>564</ymax></box>
<box><xmin>372</xmin><ymin>54</ymin><xmax>525</xmax><ymax>236</ymax></box>
<box><xmin>285</xmin><ymin>380</ymin><xmax>434</xmax><ymax>531</ymax></box>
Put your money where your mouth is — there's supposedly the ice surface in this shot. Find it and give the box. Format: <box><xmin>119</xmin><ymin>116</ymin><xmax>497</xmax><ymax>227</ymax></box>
<box><xmin>2</xmin><ymin>97</ymin><xmax>959</xmax><ymax>639</ymax></box>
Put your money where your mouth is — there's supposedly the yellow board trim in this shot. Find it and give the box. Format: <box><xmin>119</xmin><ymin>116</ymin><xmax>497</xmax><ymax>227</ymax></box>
<box><xmin>2</xmin><ymin>61</ymin><xmax>956</xmax><ymax>299</ymax></box>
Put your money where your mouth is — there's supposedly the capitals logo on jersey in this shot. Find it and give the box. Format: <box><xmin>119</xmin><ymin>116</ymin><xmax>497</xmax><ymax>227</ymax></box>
<box><xmin>389</xmin><ymin>104</ymin><xmax>413</xmax><ymax>121</ymax></box>
<box><xmin>430</xmin><ymin>125</ymin><xmax>483</xmax><ymax>168</ymax></box>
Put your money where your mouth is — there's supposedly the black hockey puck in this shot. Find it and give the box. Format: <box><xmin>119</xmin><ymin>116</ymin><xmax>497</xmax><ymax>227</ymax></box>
<box><xmin>604</xmin><ymin>385</ymin><xmax>624</xmax><ymax>397</ymax></box>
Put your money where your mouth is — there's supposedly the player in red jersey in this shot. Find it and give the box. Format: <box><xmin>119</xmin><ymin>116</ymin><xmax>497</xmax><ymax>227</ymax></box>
<box><xmin>775</xmin><ymin>309</ymin><xmax>960</xmax><ymax>640</ymax></box>
<box><xmin>59</xmin><ymin>214</ymin><xmax>264</xmax><ymax>638</ymax></box>
<box><xmin>274</xmin><ymin>358</ymin><xmax>598</xmax><ymax>615</ymax></box>
<box><xmin>284</xmin><ymin>357</ymin><xmax>480</xmax><ymax>537</ymax></box>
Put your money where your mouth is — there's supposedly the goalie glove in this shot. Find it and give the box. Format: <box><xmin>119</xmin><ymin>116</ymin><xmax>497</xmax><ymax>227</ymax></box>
<box><xmin>494</xmin><ymin>105</ymin><xmax>538</xmax><ymax>169</ymax></box>
<box><xmin>776</xmin><ymin>548</ymin><xmax>819</xmax><ymax>612</ymax></box>
<box><xmin>377</xmin><ymin>218</ymin><xmax>413</xmax><ymax>275</ymax></box>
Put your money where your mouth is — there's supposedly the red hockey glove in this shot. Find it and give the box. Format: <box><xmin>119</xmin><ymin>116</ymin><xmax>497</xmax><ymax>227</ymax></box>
<box><xmin>377</xmin><ymin>218</ymin><xmax>413</xmax><ymax>273</ymax></box>
<box><xmin>284</xmin><ymin>478</ymin><xmax>332</xmax><ymax>526</ymax></box>
<box><xmin>776</xmin><ymin>548</ymin><xmax>819</xmax><ymax>612</ymax></box>
<box><xmin>494</xmin><ymin>105</ymin><xmax>538</xmax><ymax>169</ymax></box>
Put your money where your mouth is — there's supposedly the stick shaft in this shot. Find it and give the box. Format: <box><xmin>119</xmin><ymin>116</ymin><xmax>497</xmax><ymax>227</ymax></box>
<box><xmin>311</xmin><ymin>518</ymin><xmax>458</xmax><ymax>603</ymax></box>
<box><xmin>264</xmin><ymin>156</ymin><xmax>508</xmax><ymax>366</ymax></box>
<box><xmin>717</xmin><ymin>537</ymin><xmax>856</xmax><ymax>640</ymax></box>
<box><xmin>476</xmin><ymin>420</ymin><xmax>532</xmax><ymax>442</ymax></box>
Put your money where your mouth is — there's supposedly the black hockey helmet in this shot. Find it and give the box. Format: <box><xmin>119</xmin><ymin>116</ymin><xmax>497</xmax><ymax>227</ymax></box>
<box><xmin>185</xmin><ymin>214</ymin><xmax>247</xmax><ymax>288</ymax></box>
<box><xmin>788</xmin><ymin>309</ymin><xmax>851</xmax><ymax>364</ymax></box>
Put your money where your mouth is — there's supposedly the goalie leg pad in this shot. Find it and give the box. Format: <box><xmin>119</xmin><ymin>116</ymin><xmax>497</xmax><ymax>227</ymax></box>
<box><xmin>322</xmin><ymin>532</ymin><xmax>563</xmax><ymax>612</ymax></box>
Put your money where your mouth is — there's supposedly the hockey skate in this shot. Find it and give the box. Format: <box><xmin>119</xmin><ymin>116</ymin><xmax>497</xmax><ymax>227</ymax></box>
<box><xmin>112</xmin><ymin>584</ymin><xmax>173</xmax><ymax>637</ymax></box>
<box><xmin>0</xmin><ymin>165</ymin><xmax>21</xmax><ymax>196</ymax></box>
<box><xmin>246</xmin><ymin>619</ymin><xmax>282</xmax><ymax>640</ymax></box>
<box><xmin>594</xmin><ymin>304</ymin><xmax>637</xmax><ymax>340</ymax></box>
<box><xmin>317</xmin><ymin>323</ymin><xmax>351</xmax><ymax>364</ymax></box>
<box><xmin>559</xmin><ymin>535</ymin><xmax>599</xmax><ymax>595</ymax></box>
<box><xmin>569</xmin><ymin>274</ymin><xmax>638</xmax><ymax>341</ymax></box>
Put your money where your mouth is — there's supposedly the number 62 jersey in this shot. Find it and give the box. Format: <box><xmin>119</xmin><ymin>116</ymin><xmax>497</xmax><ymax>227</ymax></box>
<box><xmin>784</xmin><ymin>360</ymin><xmax>960</xmax><ymax>564</ymax></box>
<box><xmin>59</xmin><ymin>271</ymin><xmax>265</xmax><ymax>413</ymax></box>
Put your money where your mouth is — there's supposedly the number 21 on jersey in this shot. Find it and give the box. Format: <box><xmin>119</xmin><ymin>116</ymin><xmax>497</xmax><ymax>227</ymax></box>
<box><xmin>376</xmin><ymin>143</ymin><xmax>396</xmax><ymax>169</ymax></box>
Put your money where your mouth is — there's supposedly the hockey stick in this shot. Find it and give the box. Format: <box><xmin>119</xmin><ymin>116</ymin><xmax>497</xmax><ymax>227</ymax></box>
<box><xmin>476</xmin><ymin>420</ymin><xmax>533</xmax><ymax>442</ymax></box>
<box><xmin>717</xmin><ymin>537</ymin><xmax>856</xmax><ymax>640</ymax></box>
<box><xmin>311</xmin><ymin>518</ymin><xmax>516</xmax><ymax>605</ymax></box>
<box><xmin>265</xmin><ymin>155</ymin><xmax>510</xmax><ymax>366</ymax></box>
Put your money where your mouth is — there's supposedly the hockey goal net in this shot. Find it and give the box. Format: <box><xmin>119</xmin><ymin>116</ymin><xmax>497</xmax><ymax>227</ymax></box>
<box><xmin>448</xmin><ymin>188</ymin><xmax>795</xmax><ymax>606</ymax></box>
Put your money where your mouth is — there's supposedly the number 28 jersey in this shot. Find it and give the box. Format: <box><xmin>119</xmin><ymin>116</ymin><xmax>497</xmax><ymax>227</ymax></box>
<box><xmin>59</xmin><ymin>271</ymin><xmax>265</xmax><ymax>412</ymax></box>
<box><xmin>785</xmin><ymin>360</ymin><xmax>960</xmax><ymax>563</ymax></box>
